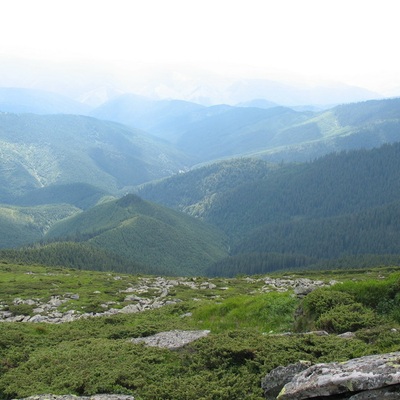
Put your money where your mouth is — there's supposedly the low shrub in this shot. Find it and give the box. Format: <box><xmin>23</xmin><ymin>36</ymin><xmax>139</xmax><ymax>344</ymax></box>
<box><xmin>315</xmin><ymin>303</ymin><xmax>379</xmax><ymax>333</ymax></box>
<box><xmin>8</xmin><ymin>303</ymin><xmax>35</xmax><ymax>316</ymax></box>
<box><xmin>301</xmin><ymin>289</ymin><xmax>356</xmax><ymax>318</ymax></box>
<box><xmin>294</xmin><ymin>289</ymin><xmax>356</xmax><ymax>332</ymax></box>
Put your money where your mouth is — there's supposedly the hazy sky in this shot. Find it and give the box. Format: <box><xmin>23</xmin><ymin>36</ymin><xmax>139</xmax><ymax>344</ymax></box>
<box><xmin>1</xmin><ymin>0</ymin><xmax>399</xmax><ymax>99</ymax></box>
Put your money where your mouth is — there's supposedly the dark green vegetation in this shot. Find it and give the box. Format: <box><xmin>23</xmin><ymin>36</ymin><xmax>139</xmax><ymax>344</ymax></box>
<box><xmin>1</xmin><ymin>263</ymin><xmax>400</xmax><ymax>399</ymax></box>
<box><xmin>139</xmin><ymin>142</ymin><xmax>400</xmax><ymax>276</ymax></box>
<box><xmin>0</xmin><ymin>242</ymin><xmax>131</xmax><ymax>273</ymax></box>
<box><xmin>137</xmin><ymin>158</ymin><xmax>276</xmax><ymax>216</ymax></box>
<box><xmin>4</xmin><ymin>141</ymin><xmax>400</xmax><ymax>277</ymax></box>
<box><xmin>34</xmin><ymin>194</ymin><xmax>227</xmax><ymax>276</ymax></box>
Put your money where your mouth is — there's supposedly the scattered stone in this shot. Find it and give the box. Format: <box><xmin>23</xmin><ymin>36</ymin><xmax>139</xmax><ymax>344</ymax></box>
<box><xmin>338</xmin><ymin>331</ymin><xmax>356</xmax><ymax>339</ymax></box>
<box><xmin>120</xmin><ymin>304</ymin><xmax>141</xmax><ymax>314</ymax></box>
<box><xmin>29</xmin><ymin>315</ymin><xmax>47</xmax><ymax>323</ymax></box>
<box><xmin>262</xmin><ymin>277</ymin><xmax>330</xmax><ymax>297</ymax></box>
<box><xmin>0</xmin><ymin>275</ymin><xmax>339</xmax><ymax>324</ymax></box>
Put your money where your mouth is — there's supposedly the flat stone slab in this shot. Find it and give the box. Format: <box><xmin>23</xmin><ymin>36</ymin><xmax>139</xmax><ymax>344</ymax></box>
<box><xmin>130</xmin><ymin>329</ymin><xmax>210</xmax><ymax>349</ymax></box>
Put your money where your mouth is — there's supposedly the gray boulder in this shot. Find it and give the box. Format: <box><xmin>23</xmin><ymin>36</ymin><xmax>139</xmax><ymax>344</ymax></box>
<box><xmin>130</xmin><ymin>329</ymin><xmax>210</xmax><ymax>349</ymax></box>
<box><xmin>262</xmin><ymin>361</ymin><xmax>312</xmax><ymax>399</ymax></box>
<box><xmin>275</xmin><ymin>352</ymin><xmax>400</xmax><ymax>399</ymax></box>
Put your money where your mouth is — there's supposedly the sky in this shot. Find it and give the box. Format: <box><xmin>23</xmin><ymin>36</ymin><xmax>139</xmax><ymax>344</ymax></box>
<box><xmin>1</xmin><ymin>0</ymin><xmax>400</xmax><ymax>103</ymax></box>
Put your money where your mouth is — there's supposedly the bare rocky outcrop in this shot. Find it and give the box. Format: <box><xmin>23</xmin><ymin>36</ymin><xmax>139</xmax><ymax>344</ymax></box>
<box><xmin>1</xmin><ymin>275</ymin><xmax>335</xmax><ymax>324</ymax></box>
<box><xmin>130</xmin><ymin>329</ymin><xmax>210</xmax><ymax>349</ymax></box>
<box><xmin>262</xmin><ymin>352</ymin><xmax>400</xmax><ymax>399</ymax></box>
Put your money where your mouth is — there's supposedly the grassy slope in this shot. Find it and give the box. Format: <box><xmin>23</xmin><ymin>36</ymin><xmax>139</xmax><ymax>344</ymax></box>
<box><xmin>0</xmin><ymin>262</ymin><xmax>400</xmax><ymax>399</ymax></box>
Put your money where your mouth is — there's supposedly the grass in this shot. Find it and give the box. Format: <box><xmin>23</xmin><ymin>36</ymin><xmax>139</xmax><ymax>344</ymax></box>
<box><xmin>192</xmin><ymin>292</ymin><xmax>297</xmax><ymax>333</ymax></box>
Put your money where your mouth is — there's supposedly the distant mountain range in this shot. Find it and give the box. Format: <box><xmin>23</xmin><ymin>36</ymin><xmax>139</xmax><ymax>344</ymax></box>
<box><xmin>0</xmin><ymin>59</ymin><xmax>383</xmax><ymax>106</ymax></box>
<box><xmin>0</xmin><ymin>87</ymin><xmax>91</xmax><ymax>115</ymax></box>
<box><xmin>1</xmin><ymin>88</ymin><xmax>400</xmax><ymax>276</ymax></box>
<box><xmin>91</xmin><ymin>95</ymin><xmax>400</xmax><ymax>164</ymax></box>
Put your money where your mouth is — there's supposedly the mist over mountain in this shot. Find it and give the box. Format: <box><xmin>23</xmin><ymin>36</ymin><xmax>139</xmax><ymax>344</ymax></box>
<box><xmin>0</xmin><ymin>87</ymin><xmax>91</xmax><ymax>115</ymax></box>
<box><xmin>225</xmin><ymin>79</ymin><xmax>382</xmax><ymax>107</ymax></box>
<box><xmin>90</xmin><ymin>94</ymin><xmax>206</xmax><ymax>142</ymax></box>
<box><xmin>0</xmin><ymin>57</ymin><xmax>387</xmax><ymax>107</ymax></box>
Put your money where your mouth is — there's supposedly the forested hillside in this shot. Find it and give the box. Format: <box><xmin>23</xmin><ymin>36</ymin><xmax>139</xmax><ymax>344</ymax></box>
<box><xmin>137</xmin><ymin>158</ymin><xmax>277</xmax><ymax>216</ymax></box>
<box><xmin>41</xmin><ymin>194</ymin><xmax>228</xmax><ymax>276</ymax></box>
<box><xmin>92</xmin><ymin>96</ymin><xmax>400</xmax><ymax>164</ymax></box>
<box><xmin>1</xmin><ymin>96</ymin><xmax>400</xmax><ymax>277</ymax></box>
<box><xmin>139</xmin><ymin>142</ymin><xmax>400</xmax><ymax>276</ymax></box>
<box><xmin>0</xmin><ymin>112</ymin><xmax>188</xmax><ymax>203</ymax></box>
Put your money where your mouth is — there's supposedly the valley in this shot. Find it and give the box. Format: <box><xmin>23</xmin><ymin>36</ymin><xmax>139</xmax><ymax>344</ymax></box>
<box><xmin>1</xmin><ymin>94</ymin><xmax>400</xmax><ymax>276</ymax></box>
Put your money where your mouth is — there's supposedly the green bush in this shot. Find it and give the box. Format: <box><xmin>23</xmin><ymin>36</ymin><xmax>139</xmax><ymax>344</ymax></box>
<box><xmin>294</xmin><ymin>289</ymin><xmax>356</xmax><ymax>332</ymax></box>
<box><xmin>355</xmin><ymin>325</ymin><xmax>400</xmax><ymax>352</ymax></box>
<box><xmin>8</xmin><ymin>303</ymin><xmax>35</xmax><ymax>316</ymax></box>
<box><xmin>301</xmin><ymin>289</ymin><xmax>356</xmax><ymax>318</ymax></box>
<box><xmin>332</xmin><ymin>274</ymin><xmax>400</xmax><ymax>310</ymax></box>
<box><xmin>316</xmin><ymin>303</ymin><xmax>379</xmax><ymax>333</ymax></box>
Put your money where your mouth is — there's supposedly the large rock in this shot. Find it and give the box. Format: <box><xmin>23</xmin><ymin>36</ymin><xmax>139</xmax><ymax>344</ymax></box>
<box><xmin>275</xmin><ymin>352</ymin><xmax>400</xmax><ymax>399</ymax></box>
<box><xmin>262</xmin><ymin>361</ymin><xmax>312</xmax><ymax>399</ymax></box>
<box><xmin>130</xmin><ymin>330</ymin><xmax>210</xmax><ymax>349</ymax></box>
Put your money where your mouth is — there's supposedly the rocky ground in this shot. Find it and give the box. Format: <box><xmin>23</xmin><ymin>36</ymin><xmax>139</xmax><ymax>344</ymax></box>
<box><xmin>6</xmin><ymin>274</ymin><xmax>400</xmax><ymax>399</ymax></box>
<box><xmin>0</xmin><ymin>276</ymin><xmax>330</xmax><ymax>324</ymax></box>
